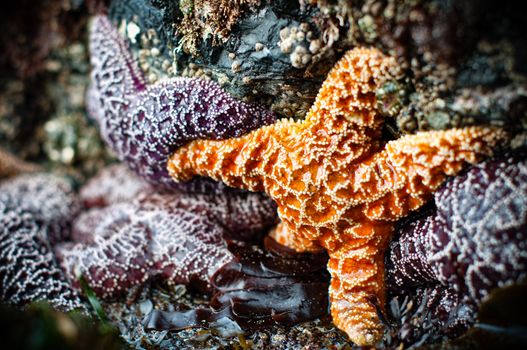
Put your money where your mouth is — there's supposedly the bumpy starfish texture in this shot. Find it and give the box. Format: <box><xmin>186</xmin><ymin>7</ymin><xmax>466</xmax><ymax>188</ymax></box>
<box><xmin>56</xmin><ymin>167</ymin><xmax>278</xmax><ymax>299</ymax></box>
<box><xmin>0</xmin><ymin>175</ymin><xmax>85</xmax><ymax>312</ymax></box>
<box><xmin>0</xmin><ymin>174</ymin><xmax>80</xmax><ymax>243</ymax></box>
<box><xmin>86</xmin><ymin>15</ymin><xmax>275</xmax><ymax>189</ymax></box>
<box><xmin>167</xmin><ymin>47</ymin><xmax>508</xmax><ymax>345</ymax></box>
<box><xmin>386</xmin><ymin>152</ymin><xmax>527</xmax><ymax>342</ymax></box>
<box><xmin>80</xmin><ymin>164</ymin><xmax>153</xmax><ymax>208</ymax></box>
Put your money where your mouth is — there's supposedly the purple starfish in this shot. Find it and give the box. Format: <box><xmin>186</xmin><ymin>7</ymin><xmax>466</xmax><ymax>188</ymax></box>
<box><xmin>55</xmin><ymin>165</ymin><xmax>278</xmax><ymax>299</ymax></box>
<box><xmin>80</xmin><ymin>163</ymin><xmax>153</xmax><ymax>208</ymax></box>
<box><xmin>0</xmin><ymin>174</ymin><xmax>85</xmax><ymax>312</ymax></box>
<box><xmin>385</xmin><ymin>151</ymin><xmax>527</xmax><ymax>343</ymax></box>
<box><xmin>0</xmin><ymin>174</ymin><xmax>81</xmax><ymax>243</ymax></box>
<box><xmin>58</xmin><ymin>165</ymin><xmax>334</xmax><ymax>329</ymax></box>
<box><xmin>86</xmin><ymin>15</ymin><xmax>276</xmax><ymax>189</ymax></box>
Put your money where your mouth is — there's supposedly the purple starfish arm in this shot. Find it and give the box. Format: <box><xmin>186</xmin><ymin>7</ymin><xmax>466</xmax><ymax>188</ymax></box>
<box><xmin>136</xmin><ymin>192</ymin><xmax>278</xmax><ymax>240</ymax></box>
<box><xmin>0</xmin><ymin>175</ymin><xmax>85</xmax><ymax>312</ymax></box>
<box><xmin>78</xmin><ymin>164</ymin><xmax>278</xmax><ymax>237</ymax></box>
<box><xmin>148</xmin><ymin>207</ymin><xmax>233</xmax><ymax>292</ymax></box>
<box><xmin>56</xmin><ymin>211</ymin><xmax>154</xmax><ymax>299</ymax></box>
<box><xmin>55</xmin><ymin>198</ymin><xmax>233</xmax><ymax>299</ymax></box>
<box><xmin>385</xmin><ymin>208</ymin><xmax>437</xmax><ymax>289</ymax></box>
<box><xmin>386</xmin><ymin>211</ymin><xmax>478</xmax><ymax>343</ymax></box>
<box><xmin>0</xmin><ymin>174</ymin><xmax>81</xmax><ymax>243</ymax></box>
<box><xmin>55</xmin><ymin>166</ymin><xmax>278</xmax><ymax>299</ymax></box>
<box><xmin>87</xmin><ymin>15</ymin><xmax>276</xmax><ymax>189</ymax></box>
<box><xmin>386</xmin><ymin>152</ymin><xmax>527</xmax><ymax>341</ymax></box>
<box><xmin>80</xmin><ymin>164</ymin><xmax>153</xmax><ymax>208</ymax></box>
<box><xmin>430</xmin><ymin>152</ymin><xmax>527</xmax><ymax>302</ymax></box>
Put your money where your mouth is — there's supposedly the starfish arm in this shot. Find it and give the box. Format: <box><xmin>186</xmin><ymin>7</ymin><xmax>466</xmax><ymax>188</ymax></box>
<box><xmin>124</xmin><ymin>79</ymin><xmax>275</xmax><ymax>187</ymax></box>
<box><xmin>221</xmin><ymin>192</ymin><xmax>279</xmax><ymax>239</ymax></box>
<box><xmin>168</xmin><ymin>119</ymin><xmax>296</xmax><ymax>192</ymax></box>
<box><xmin>88</xmin><ymin>16</ymin><xmax>276</xmax><ymax>189</ymax></box>
<box><xmin>305</xmin><ymin>48</ymin><xmax>397</xmax><ymax>133</ymax></box>
<box><xmin>269</xmin><ymin>222</ymin><xmax>324</xmax><ymax>252</ymax></box>
<box><xmin>57</xmin><ymin>194</ymin><xmax>237</xmax><ymax>298</ymax></box>
<box><xmin>385</xmin><ymin>210</ymin><xmax>438</xmax><ymax>289</ymax></box>
<box><xmin>88</xmin><ymin>15</ymin><xmax>146</xmax><ymax>99</ymax></box>
<box><xmin>358</xmin><ymin>126</ymin><xmax>508</xmax><ymax>221</ymax></box>
<box><xmin>328</xmin><ymin>223</ymin><xmax>393</xmax><ymax>346</ymax></box>
<box><xmin>179</xmin><ymin>191</ymin><xmax>279</xmax><ymax>241</ymax></box>
<box><xmin>1</xmin><ymin>175</ymin><xmax>86</xmax><ymax>312</ymax></box>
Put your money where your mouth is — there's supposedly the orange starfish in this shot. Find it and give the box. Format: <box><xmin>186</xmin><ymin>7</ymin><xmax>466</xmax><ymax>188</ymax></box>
<box><xmin>167</xmin><ymin>48</ymin><xmax>507</xmax><ymax>345</ymax></box>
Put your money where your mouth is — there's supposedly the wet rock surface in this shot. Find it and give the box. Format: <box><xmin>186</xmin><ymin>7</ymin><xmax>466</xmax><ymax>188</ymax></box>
<box><xmin>106</xmin><ymin>0</ymin><xmax>527</xmax><ymax>132</ymax></box>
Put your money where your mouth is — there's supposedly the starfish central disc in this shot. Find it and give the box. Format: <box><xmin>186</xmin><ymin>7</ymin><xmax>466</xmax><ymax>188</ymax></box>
<box><xmin>167</xmin><ymin>47</ymin><xmax>508</xmax><ymax>345</ymax></box>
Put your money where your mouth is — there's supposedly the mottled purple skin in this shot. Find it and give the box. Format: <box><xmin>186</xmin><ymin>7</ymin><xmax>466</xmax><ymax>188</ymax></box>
<box><xmin>56</xmin><ymin>167</ymin><xmax>278</xmax><ymax>299</ymax></box>
<box><xmin>56</xmin><ymin>214</ymin><xmax>153</xmax><ymax>300</ymax></box>
<box><xmin>87</xmin><ymin>15</ymin><xmax>276</xmax><ymax>189</ymax></box>
<box><xmin>80</xmin><ymin>164</ymin><xmax>153</xmax><ymax>208</ymax></box>
<box><xmin>0</xmin><ymin>175</ymin><xmax>85</xmax><ymax>312</ymax></box>
<box><xmin>0</xmin><ymin>174</ymin><xmax>81</xmax><ymax>243</ymax></box>
<box><xmin>386</xmin><ymin>152</ymin><xmax>527</xmax><ymax>342</ymax></box>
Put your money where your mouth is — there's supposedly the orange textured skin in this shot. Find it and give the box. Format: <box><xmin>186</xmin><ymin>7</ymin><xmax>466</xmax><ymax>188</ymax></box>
<box><xmin>167</xmin><ymin>48</ymin><xmax>508</xmax><ymax>345</ymax></box>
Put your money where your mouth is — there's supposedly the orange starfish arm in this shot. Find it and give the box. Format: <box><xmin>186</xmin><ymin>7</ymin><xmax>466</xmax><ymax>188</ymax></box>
<box><xmin>328</xmin><ymin>223</ymin><xmax>392</xmax><ymax>346</ymax></box>
<box><xmin>269</xmin><ymin>222</ymin><xmax>324</xmax><ymax>252</ymax></box>
<box><xmin>326</xmin><ymin>126</ymin><xmax>508</xmax><ymax>345</ymax></box>
<box><xmin>306</xmin><ymin>47</ymin><xmax>397</xmax><ymax>130</ymax></box>
<box><xmin>356</xmin><ymin>126</ymin><xmax>508</xmax><ymax>221</ymax></box>
<box><xmin>167</xmin><ymin>47</ymin><xmax>398</xmax><ymax>192</ymax></box>
<box><xmin>167</xmin><ymin>118</ymin><xmax>295</xmax><ymax>192</ymax></box>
